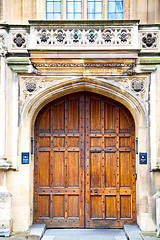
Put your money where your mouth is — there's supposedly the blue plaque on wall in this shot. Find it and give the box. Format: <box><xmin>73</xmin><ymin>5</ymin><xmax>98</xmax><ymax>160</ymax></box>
<box><xmin>139</xmin><ymin>153</ymin><xmax>147</xmax><ymax>164</ymax></box>
<box><xmin>22</xmin><ymin>152</ymin><xmax>29</xmax><ymax>164</ymax></box>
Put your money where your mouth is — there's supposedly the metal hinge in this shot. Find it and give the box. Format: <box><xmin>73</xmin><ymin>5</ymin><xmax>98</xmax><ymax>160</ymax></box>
<box><xmin>135</xmin><ymin>173</ymin><xmax>137</xmax><ymax>180</ymax></box>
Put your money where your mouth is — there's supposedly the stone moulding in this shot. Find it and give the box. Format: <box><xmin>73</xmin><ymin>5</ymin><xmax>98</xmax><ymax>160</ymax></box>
<box><xmin>20</xmin><ymin>77</ymin><xmax>148</xmax><ymax>130</ymax></box>
<box><xmin>31</xmin><ymin>59</ymin><xmax>137</xmax><ymax>76</ymax></box>
<box><xmin>32</xmin><ymin>62</ymin><xmax>134</xmax><ymax>68</ymax></box>
<box><xmin>20</xmin><ymin>76</ymin><xmax>147</xmax><ymax>103</ymax></box>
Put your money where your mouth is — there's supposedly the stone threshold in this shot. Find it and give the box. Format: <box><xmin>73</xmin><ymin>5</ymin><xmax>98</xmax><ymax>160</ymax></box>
<box><xmin>3</xmin><ymin>224</ymin><xmax>158</xmax><ymax>240</ymax></box>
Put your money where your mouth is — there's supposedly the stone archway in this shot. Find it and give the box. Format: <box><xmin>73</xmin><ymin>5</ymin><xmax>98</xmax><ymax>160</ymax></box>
<box><xmin>19</xmin><ymin>77</ymin><xmax>149</xmax><ymax>230</ymax></box>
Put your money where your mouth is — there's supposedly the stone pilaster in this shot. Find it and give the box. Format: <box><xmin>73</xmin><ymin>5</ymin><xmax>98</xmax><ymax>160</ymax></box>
<box><xmin>0</xmin><ymin>34</ymin><xmax>12</xmax><ymax>237</ymax></box>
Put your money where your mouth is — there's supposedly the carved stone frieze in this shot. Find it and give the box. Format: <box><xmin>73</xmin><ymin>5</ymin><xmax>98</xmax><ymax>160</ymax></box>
<box><xmin>32</xmin><ymin>61</ymin><xmax>136</xmax><ymax>76</ymax></box>
<box><xmin>32</xmin><ymin>62</ymin><xmax>134</xmax><ymax>68</ymax></box>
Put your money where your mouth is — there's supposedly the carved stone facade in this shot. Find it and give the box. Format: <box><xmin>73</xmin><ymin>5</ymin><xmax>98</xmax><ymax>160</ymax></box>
<box><xmin>0</xmin><ymin>10</ymin><xmax>160</xmax><ymax>237</ymax></box>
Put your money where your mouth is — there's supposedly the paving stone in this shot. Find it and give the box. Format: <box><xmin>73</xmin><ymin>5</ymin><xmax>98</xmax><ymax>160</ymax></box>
<box><xmin>42</xmin><ymin>229</ymin><xmax>127</xmax><ymax>240</ymax></box>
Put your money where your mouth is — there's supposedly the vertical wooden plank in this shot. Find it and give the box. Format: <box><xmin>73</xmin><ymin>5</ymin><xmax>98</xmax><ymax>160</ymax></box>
<box><xmin>65</xmin><ymin>194</ymin><xmax>68</xmax><ymax>219</ymax></box>
<box><xmin>85</xmin><ymin>93</ymin><xmax>90</xmax><ymax>228</ymax></box>
<box><xmin>101</xmin><ymin>99</ymin><xmax>105</xmax><ymax>220</ymax></box>
<box><xmin>65</xmin><ymin>98</ymin><xmax>68</xmax><ymax>188</ymax></box>
<box><xmin>64</xmin><ymin>98</ymin><xmax>68</xmax><ymax>219</ymax></box>
<box><xmin>79</xmin><ymin>93</ymin><xmax>85</xmax><ymax>227</ymax></box>
<box><xmin>116</xmin><ymin>107</ymin><xmax>120</xmax><ymax>221</ymax></box>
<box><xmin>50</xmin><ymin>106</ymin><xmax>53</xmax><ymax>219</ymax></box>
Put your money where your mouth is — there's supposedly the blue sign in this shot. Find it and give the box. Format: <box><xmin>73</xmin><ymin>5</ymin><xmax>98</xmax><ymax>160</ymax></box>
<box><xmin>22</xmin><ymin>152</ymin><xmax>29</xmax><ymax>164</ymax></box>
<box><xmin>139</xmin><ymin>153</ymin><xmax>147</xmax><ymax>164</ymax></box>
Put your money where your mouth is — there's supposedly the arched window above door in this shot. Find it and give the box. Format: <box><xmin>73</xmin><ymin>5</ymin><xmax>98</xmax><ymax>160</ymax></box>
<box><xmin>46</xmin><ymin>0</ymin><xmax>123</xmax><ymax>20</ymax></box>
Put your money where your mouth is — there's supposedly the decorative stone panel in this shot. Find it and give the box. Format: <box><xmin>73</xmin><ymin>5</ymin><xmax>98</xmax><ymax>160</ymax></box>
<box><xmin>10</xmin><ymin>30</ymin><xmax>28</xmax><ymax>50</ymax></box>
<box><xmin>141</xmin><ymin>31</ymin><xmax>158</xmax><ymax>50</ymax></box>
<box><xmin>35</xmin><ymin>27</ymin><xmax>133</xmax><ymax>48</ymax></box>
<box><xmin>21</xmin><ymin>77</ymin><xmax>46</xmax><ymax>102</ymax></box>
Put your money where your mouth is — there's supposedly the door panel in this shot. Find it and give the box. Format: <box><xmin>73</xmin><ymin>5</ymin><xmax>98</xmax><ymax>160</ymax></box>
<box><xmin>34</xmin><ymin>92</ymin><xmax>136</xmax><ymax>228</ymax></box>
<box><xmin>34</xmin><ymin>93</ymin><xmax>85</xmax><ymax>228</ymax></box>
<box><xmin>85</xmin><ymin>92</ymin><xmax>136</xmax><ymax>228</ymax></box>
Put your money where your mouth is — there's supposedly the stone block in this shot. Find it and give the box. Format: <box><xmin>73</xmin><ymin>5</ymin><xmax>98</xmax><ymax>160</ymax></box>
<box><xmin>0</xmin><ymin>228</ymin><xmax>10</xmax><ymax>237</ymax></box>
<box><xmin>0</xmin><ymin>191</ymin><xmax>12</xmax><ymax>236</ymax></box>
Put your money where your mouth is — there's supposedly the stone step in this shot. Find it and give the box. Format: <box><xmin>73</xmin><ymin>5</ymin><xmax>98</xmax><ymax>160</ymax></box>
<box><xmin>124</xmin><ymin>225</ymin><xmax>142</xmax><ymax>240</ymax></box>
<box><xmin>29</xmin><ymin>224</ymin><xmax>46</xmax><ymax>239</ymax></box>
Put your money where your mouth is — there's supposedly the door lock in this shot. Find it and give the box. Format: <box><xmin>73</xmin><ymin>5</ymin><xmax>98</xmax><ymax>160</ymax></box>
<box><xmin>94</xmin><ymin>189</ymin><xmax>98</xmax><ymax>194</ymax></box>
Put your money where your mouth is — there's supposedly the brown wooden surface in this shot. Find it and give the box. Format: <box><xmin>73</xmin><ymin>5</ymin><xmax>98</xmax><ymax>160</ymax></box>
<box><xmin>34</xmin><ymin>92</ymin><xmax>136</xmax><ymax>228</ymax></box>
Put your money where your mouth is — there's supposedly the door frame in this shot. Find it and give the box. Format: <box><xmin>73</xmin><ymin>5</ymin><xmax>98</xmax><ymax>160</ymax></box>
<box><xmin>19</xmin><ymin>77</ymin><xmax>150</xmax><ymax>231</ymax></box>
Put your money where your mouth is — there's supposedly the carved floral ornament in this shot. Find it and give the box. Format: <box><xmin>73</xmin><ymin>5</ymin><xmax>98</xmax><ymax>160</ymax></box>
<box><xmin>130</xmin><ymin>78</ymin><xmax>145</xmax><ymax>94</ymax></box>
<box><xmin>142</xmin><ymin>32</ymin><xmax>158</xmax><ymax>49</ymax></box>
<box><xmin>36</xmin><ymin>27</ymin><xmax>132</xmax><ymax>46</ymax></box>
<box><xmin>22</xmin><ymin>78</ymin><xmax>46</xmax><ymax>100</ymax></box>
<box><xmin>12</xmin><ymin>32</ymin><xmax>27</xmax><ymax>49</ymax></box>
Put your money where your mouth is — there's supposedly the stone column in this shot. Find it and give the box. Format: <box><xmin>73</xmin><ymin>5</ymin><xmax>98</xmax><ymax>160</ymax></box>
<box><xmin>0</xmin><ymin>34</ymin><xmax>12</xmax><ymax>237</ymax></box>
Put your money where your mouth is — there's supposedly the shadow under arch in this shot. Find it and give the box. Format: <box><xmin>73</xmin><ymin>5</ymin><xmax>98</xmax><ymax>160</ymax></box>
<box><xmin>21</xmin><ymin>77</ymin><xmax>148</xmax><ymax>130</ymax></box>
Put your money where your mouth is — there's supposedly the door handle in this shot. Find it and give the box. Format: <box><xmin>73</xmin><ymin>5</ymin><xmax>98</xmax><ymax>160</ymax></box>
<box><xmin>94</xmin><ymin>189</ymin><xmax>98</xmax><ymax>194</ymax></box>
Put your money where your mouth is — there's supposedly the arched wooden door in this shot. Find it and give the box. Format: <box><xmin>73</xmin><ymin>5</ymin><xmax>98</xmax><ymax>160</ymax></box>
<box><xmin>34</xmin><ymin>92</ymin><xmax>136</xmax><ymax>228</ymax></box>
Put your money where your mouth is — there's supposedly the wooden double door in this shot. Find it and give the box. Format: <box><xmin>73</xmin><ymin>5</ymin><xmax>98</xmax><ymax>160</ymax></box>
<box><xmin>34</xmin><ymin>92</ymin><xmax>136</xmax><ymax>228</ymax></box>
